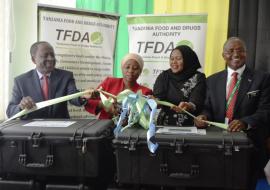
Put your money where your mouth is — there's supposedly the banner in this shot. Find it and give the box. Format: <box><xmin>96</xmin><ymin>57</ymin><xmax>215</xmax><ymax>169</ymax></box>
<box><xmin>38</xmin><ymin>5</ymin><xmax>119</xmax><ymax>118</ymax></box>
<box><xmin>127</xmin><ymin>14</ymin><xmax>207</xmax><ymax>88</ymax></box>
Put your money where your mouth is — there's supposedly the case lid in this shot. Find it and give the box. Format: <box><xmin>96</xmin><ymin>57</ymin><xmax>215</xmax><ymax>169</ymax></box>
<box><xmin>0</xmin><ymin>119</ymin><xmax>113</xmax><ymax>139</ymax></box>
<box><xmin>113</xmin><ymin>126</ymin><xmax>252</xmax><ymax>147</ymax></box>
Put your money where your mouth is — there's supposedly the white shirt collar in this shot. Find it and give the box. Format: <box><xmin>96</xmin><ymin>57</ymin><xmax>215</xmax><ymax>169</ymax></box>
<box><xmin>227</xmin><ymin>64</ymin><xmax>246</xmax><ymax>79</ymax></box>
<box><xmin>36</xmin><ymin>69</ymin><xmax>51</xmax><ymax>79</ymax></box>
<box><xmin>226</xmin><ymin>65</ymin><xmax>245</xmax><ymax>95</ymax></box>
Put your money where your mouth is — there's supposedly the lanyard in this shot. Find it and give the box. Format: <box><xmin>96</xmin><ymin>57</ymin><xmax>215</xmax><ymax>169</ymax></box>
<box><xmin>226</xmin><ymin>77</ymin><xmax>241</xmax><ymax>110</ymax></box>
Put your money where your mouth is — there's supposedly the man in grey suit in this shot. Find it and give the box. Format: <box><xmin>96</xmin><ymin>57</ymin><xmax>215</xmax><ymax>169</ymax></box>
<box><xmin>6</xmin><ymin>41</ymin><xmax>88</xmax><ymax>119</ymax></box>
<box><xmin>195</xmin><ymin>37</ymin><xmax>270</xmax><ymax>188</ymax></box>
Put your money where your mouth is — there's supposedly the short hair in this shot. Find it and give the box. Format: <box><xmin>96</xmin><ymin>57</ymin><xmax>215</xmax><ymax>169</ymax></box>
<box><xmin>30</xmin><ymin>41</ymin><xmax>53</xmax><ymax>57</ymax></box>
<box><xmin>223</xmin><ymin>37</ymin><xmax>247</xmax><ymax>51</ymax></box>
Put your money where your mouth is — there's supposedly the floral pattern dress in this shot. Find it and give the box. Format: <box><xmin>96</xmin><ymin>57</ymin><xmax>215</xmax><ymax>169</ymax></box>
<box><xmin>154</xmin><ymin>71</ymin><xmax>206</xmax><ymax>127</ymax></box>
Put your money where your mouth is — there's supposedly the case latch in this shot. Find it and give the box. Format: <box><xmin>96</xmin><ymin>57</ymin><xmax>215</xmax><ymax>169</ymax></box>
<box><xmin>220</xmin><ymin>133</ymin><xmax>234</xmax><ymax>156</ymax></box>
<box><xmin>18</xmin><ymin>154</ymin><xmax>26</xmax><ymax>165</ymax></box>
<box><xmin>171</xmin><ymin>138</ymin><xmax>185</xmax><ymax>154</ymax></box>
<box><xmin>128</xmin><ymin>136</ymin><xmax>139</xmax><ymax>151</ymax></box>
<box><xmin>222</xmin><ymin>135</ymin><xmax>234</xmax><ymax>156</ymax></box>
<box><xmin>74</xmin><ymin>135</ymin><xmax>83</xmax><ymax>149</ymax></box>
<box><xmin>45</xmin><ymin>155</ymin><xmax>54</xmax><ymax>166</ymax></box>
<box><xmin>30</xmin><ymin>132</ymin><xmax>41</xmax><ymax>148</ymax></box>
<box><xmin>72</xmin><ymin>130</ymin><xmax>84</xmax><ymax>149</ymax></box>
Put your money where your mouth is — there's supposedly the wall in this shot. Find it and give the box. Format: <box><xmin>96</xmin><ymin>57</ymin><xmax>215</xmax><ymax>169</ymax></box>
<box><xmin>10</xmin><ymin>0</ymin><xmax>37</xmax><ymax>93</ymax></box>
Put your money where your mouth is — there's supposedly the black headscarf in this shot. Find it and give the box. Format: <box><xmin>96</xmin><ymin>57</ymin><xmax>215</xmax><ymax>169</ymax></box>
<box><xmin>168</xmin><ymin>45</ymin><xmax>201</xmax><ymax>82</ymax></box>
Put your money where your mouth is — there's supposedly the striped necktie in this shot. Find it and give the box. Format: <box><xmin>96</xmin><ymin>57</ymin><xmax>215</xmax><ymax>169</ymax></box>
<box><xmin>226</xmin><ymin>72</ymin><xmax>238</xmax><ymax>122</ymax></box>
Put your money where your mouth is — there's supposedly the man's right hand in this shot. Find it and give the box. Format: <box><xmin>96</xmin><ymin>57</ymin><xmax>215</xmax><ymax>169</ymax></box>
<box><xmin>19</xmin><ymin>96</ymin><xmax>36</xmax><ymax>110</ymax></box>
<box><xmin>194</xmin><ymin>115</ymin><xmax>208</xmax><ymax>128</ymax></box>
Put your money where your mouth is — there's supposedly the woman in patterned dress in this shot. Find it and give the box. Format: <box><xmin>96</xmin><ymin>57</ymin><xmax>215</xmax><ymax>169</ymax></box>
<box><xmin>153</xmin><ymin>45</ymin><xmax>206</xmax><ymax>126</ymax></box>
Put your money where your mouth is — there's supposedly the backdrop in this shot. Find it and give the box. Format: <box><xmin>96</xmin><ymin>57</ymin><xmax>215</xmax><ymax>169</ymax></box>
<box><xmin>76</xmin><ymin>0</ymin><xmax>229</xmax><ymax>77</ymax></box>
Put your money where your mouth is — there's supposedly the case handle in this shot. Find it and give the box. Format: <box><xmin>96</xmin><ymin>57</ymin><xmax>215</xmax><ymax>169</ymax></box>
<box><xmin>169</xmin><ymin>164</ymin><xmax>200</xmax><ymax>179</ymax></box>
<box><xmin>18</xmin><ymin>154</ymin><xmax>54</xmax><ymax>168</ymax></box>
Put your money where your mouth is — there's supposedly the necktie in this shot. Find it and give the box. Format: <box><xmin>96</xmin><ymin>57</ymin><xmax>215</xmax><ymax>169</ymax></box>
<box><xmin>226</xmin><ymin>72</ymin><xmax>238</xmax><ymax>122</ymax></box>
<box><xmin>42</xmin><ymin>75</ymin><xmax>49</xmax><ymax>100</ymax></box>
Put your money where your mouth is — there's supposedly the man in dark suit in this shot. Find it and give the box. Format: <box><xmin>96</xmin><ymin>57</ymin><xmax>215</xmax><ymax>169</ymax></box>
<box><xmin>195</xmin><ymin>36</ymin><xmax>270</xmax><ymax>131</ymax></box>
<box><xmin>195</xmin><ymin>37</ymin><xmax>270</xmax><ymax>188</ymax></box>
<box><xmin>6</xmin><ymin>41</ymin><xmax>88</xmax><ymax>119</ymax></box>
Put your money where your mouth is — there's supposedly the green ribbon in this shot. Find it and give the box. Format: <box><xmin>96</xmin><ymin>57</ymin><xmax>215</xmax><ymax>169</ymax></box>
<box><xmin>100</xmin><ymin>89</ymin><xmax>150</xmax><ymax>129</ymax></box>
<box><xmin>6</xmin><ymin>88</ymin><xmax>228</xmax><ymax>130</ymax></box>
<box><xmin>100</xmin><ymin>91</ymin><xmax>228</xmax><ymax>130</ymax></box>
<box><xmin>158</xmin><ymin>100</ymin><xmax>228</xmax><ymax>129</ymax></box>
<box><xmin>5</xmin><ymin>90</ymin><xmax>92</xmax><ymax>122</ymax></box>
<box><xmin>99</xmin><ymin>89</ymin><xmax>134</xmax><ymax>110</ymax></box>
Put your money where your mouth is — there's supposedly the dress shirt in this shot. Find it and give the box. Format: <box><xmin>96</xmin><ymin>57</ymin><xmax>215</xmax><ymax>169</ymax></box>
<box><xmin>226</xmin><ymin>65</ymin><xmax>245</xmax><ymax>97</ymax></box>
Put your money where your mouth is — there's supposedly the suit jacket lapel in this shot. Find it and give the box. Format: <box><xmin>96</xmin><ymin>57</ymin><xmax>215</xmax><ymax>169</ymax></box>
<box><xmin>234</xmin><ymin>67</ymin><xmax>253</xmax><ymax>112</ymax></box>
<box><xmin>32</xmin><ymin>70</ymin><xmax>44</xmax><ymax>101</ymax></box>
<box><xmin>217</xmin><ymin>71</ymin><xmax>227</xmax><ymax>118</ymax></box>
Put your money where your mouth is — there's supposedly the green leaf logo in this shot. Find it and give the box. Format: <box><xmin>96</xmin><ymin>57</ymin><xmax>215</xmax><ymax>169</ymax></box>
<box><xmin>176</xmin><ymin>40</ymin><xmax>194</xmax><ymax>49</ymax></box>
<box><xmin>91</xmin><ymin>32</ymin><xmax>103</xmax><ymax>45</ymax></box>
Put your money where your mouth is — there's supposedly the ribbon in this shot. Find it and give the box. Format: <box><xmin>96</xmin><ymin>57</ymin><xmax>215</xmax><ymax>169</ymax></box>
<box><xmin>146</xmin><ymin>99</ymin><xmax>159</xmax><ymax>153</ymax></box>
<box><xmin>157</xmin><ymin>100</ymin><xmax>228</xmax><ymax>130</ymax></box>
<box><xmin>5</xmin><ymin>89</ymin><xmax>93</xmax><ymax>122</ymax></box>
<box><xmin>113</xmin><ymin>92</ymin><xmax>158</xmax><ymax>153</ymax></box>
<box><xmin>99</xmin><ymin>90</ymin><xmax>228</xmax><ymax>130</ymax></box>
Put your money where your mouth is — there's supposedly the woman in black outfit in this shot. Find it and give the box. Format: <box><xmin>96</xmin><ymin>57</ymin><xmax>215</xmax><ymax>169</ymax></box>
<box><xmin>153</xmin><ymin>45</ymin><xmax>206</xmax><ymax>126</ymax></box>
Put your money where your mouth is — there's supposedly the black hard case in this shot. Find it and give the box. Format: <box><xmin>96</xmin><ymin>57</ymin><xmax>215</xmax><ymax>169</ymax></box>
<box><xmin>113</xmin><ymin>127</ymin><xmax>254</xmax><ymax>189</ymax></box>
<box><xmin>0</xmin><ymin>119</ymin><xmax>114</xmax><ymax>181</ymax></box>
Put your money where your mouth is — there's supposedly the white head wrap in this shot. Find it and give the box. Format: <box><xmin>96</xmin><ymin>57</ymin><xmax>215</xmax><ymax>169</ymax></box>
<box><xmin>121</xmin><ymin>53</ymin><xmax>144</xmax><ymax>71</ymax></box>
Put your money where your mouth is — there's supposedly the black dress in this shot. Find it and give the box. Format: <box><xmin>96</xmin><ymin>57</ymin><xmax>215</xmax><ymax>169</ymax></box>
<box><xmin>153</xmin><ymin>70</ymin><xmax>206</xmax><ymax>126</ymax></box>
